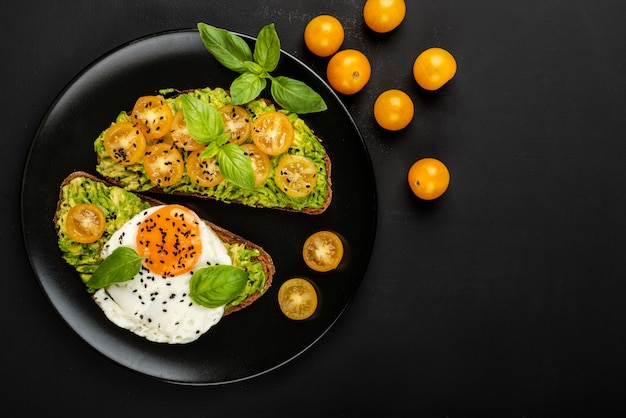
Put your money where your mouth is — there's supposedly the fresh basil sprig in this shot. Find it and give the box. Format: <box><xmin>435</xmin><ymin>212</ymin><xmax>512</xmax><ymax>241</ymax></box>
<box><xmin>87</xmin><ymin>246</ymin><xmax>144</xmax><ymax>290</ymax></box>
<box><xmin>180</xmin><ymin>94</ymin><xmax>255</xmax><ymax>190</ymax></box>
<box><xmin>198</xmin><ymin>22</ymin><xmax>327</xmax><ymax>114</ymax></box>
<box><xmin>189</xmin><ymin>265</ymin><xmax>249</xmax><ymax>308</ymax></box>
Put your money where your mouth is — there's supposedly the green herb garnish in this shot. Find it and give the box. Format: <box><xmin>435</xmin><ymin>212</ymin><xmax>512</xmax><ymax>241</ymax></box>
<box><xmin>180</xmin><ymin>94</ymin><xmax>255</xmax><ymax>189</ymax></box>
<box><xmin>86</xmin><ymin>246</ymin><xmax>144</xmax><ymax>290</ymax></box>
<box><xmin>197</xmin><ymin>22</ymin><xmax>327</xmax><ymax>114</ymax></box>
<box><xmin>189</xmin><ymin>265</ymin><xmax>249</xmax><ymax>308</ymax></box>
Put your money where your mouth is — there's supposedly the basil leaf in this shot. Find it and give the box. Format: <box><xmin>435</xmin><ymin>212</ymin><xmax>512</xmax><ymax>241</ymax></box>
<box><xmin>180</xmin><ymin>94</ymin><xmax>224</xmax><ymax>144</ymax></box>
<box><xmin>200</xmin><ymin>142</ymin><xmax>220</xmax><ymax>159</ymax></box>
<box><xmin>216</xmin><ymin>143</ymin><xmax>255</xmax><ymax>190</ymax></box>
<box><xmin>197</xmin><ymin>22</ymin><xmax>328</xmax><ymax>115</ymax></box>
<box><xmin>270</xmin><ymin>76</ymin><xmax>328</xmax><ymax>114</ymax></box>
<box><xmin>87</xmin><ymin>247</ymin><xmax>143</xmax><ymax>290</ymax></box>
<box><xmin>216</xmin><ymin>132</ymin><xmax>232</xmax><ymax>147</ymax></box>
<box><xmin>189</xmin><ymin>265</ymin><xmax>249</xmax><ymax>308</ymax></box>
<box><xmin>230</xmin><ymin>72</ymin><xmax>266</xmax><ymax>105</ymax></box>
<box><xmin>243</xmin><ymin>60</ymin><xmax>266</xmax><ymax>76</ymax></box>
<box><xmin>200</xmin><ymin>133</ymin><xmax>231</xmax><ymax>158</ymax></box>
<box><xmin>254</xmin><ymin>23</ymin><xmax>281</xmax><ymax>72</ymax></box>
<box><xmin>197</xmin><ymin>23</ymin><xmax>252</xmax><ymax>73</ymax></box>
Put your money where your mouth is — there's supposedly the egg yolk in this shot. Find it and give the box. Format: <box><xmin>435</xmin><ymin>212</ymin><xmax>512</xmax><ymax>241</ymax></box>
<box><xmin>136</xmin><ymin>205</ymin><xmax>203</xmax><ymax>277</ymax></box>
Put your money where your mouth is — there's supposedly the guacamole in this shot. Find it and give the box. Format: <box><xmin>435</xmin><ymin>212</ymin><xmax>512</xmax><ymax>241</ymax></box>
<box><xmin>94</xmin><ymin>87</ymin><xmax>329</xmax><ymax>211</ymax></box>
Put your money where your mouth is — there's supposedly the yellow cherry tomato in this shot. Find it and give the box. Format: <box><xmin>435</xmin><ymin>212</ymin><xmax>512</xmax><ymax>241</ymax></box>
<box><xmin>408</xmin><ymin>158</ymin><xmax>450</xmax><ymax>200</ymax></box>
<box><xmin>363</xmin><ymin>0</ymin><xmax>407</xmax><ymax>33</ymax></box>
<box><xmin>143</xmin><ymin>142</ymin><xmax>184</xmax><ymax>187</ymax></box>
<box><xmin>219</xmin><ymin>105</ymin><xmax>251</xmax><ymax>145</ymax></box>
<box><xmin>131</xmin><ymin>95</ymin><xmax>173</xmax><ymax>140</ymax></box>
<box><xmin>169</xmin><ymin>109</ymin><xmax>203</xmax><ymax>151</ymax></box>
<box><xmin>373</xmin><ymin>89</ymin><xmax>414</xmax><ymax>131</ymax></box>
<box><xmin>277</xmin><ymin>278</ymin><xmax>318</xmax><ymax>320</ymax></box>
<box><xmin>413</xmin><ymin>47</ymin><xmax>457</xmax><ymax>91</ymax></box>
<box><xmin>304</xmin><ymin>15</ymin><xmax>344</xmax><ymax>57</ymax></box>
<box><xmin>103</xmin><ymin>121</ymin><xmax>146</xmax><ymax>166</ymax></box>
<box><xmin>240</xmin><ymin>144</ymin><xmax>271</xmax><ymax>186</ymax></box>
<box><xmin>274</xmin><ymin>155</ymin><xmax>318</xmax><ymax>198</ymax></box>
<box><xmin>186</xmin><ymin>148</ymin><xmax>224</xmax><ymax>188</ymax></box>
<box><xmin>302</xmin><ymin>231</ymin><xmax>344</xmax><ymax>272</ymax></box>
<box><xmin>251</xmin><ymin>111</ymin><xmax>294</xmax><ymax>156</ymax></box>
<box><xmin>65</xmin><ymin>203</ymin><xmax>106</xmax><ymax>244</ymax></box>
<box><xmin>326</xmin><ymin>49</ymin><xmax>371</xmax><ymax>95</ymax></box>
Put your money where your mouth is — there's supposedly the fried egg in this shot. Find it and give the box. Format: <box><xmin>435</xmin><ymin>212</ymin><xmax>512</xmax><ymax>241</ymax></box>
<box><xmin>92</xmin><ymin>204</ymin><xmax>232</xmax><ymax>344</ymax></box>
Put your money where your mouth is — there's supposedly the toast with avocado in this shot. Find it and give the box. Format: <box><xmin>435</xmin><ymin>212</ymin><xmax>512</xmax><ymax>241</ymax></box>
<box><xmin>54</xmin><ymin>171</ymin><xmax>275</xmax><ymax>343</ymax></box>
<box><xmin>94</xmin><ymin>87</ymin><xmax>332</xmax><ymax>215</ymax></box>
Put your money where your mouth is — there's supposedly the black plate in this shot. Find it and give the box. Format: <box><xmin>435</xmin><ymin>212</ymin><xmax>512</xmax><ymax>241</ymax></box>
<box><xmin>21</xmin><ymin>29</ymin><xmax>377</xmax><ymax>385</ymax></box>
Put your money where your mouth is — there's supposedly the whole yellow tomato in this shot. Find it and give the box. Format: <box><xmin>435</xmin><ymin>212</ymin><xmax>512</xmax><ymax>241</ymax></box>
<box><xmin>407</xmin><ymin>158</ymin><xmax>450</xmax><ymax>200</ymax></box>
<box><xmin>363</xmin><ymin>0</ymin><xmax>407</xmax><ymax>33</ymax></box>
<box><xmin>413</xmin><ymin>47</ymin><xmax>457</xmax><ymax>91</ymax></box>
<box><xmin>373</xmin><ymin>89</ymin><xmax>414</xmax><ymax>131</ymax></box>
<box><xmin>304</xmin><ymin>15</ymin><xmax>344</xmax><ymax>57</ymax></box>
<box><xmin>326</xmin><ymin>49</ymin><xmax>371</xmax><ymax>95</ymax></box>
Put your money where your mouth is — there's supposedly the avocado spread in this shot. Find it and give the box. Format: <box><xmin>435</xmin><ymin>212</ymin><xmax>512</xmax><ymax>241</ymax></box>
<box><xmin>55</xmin><ymin>176</ymin><xmax>267</xmax><ymax>307</ymax></box>
<box><xmin>94</xmin><ymin>87</ymin><xmax>329</xmax><ymax>211</ymax></box>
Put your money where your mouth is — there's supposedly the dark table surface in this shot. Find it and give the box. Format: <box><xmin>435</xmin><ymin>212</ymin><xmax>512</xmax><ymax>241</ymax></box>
<box><xmin>4</xmin><ymin>0</ymin><xmax>626</xmax><ymax>416</ymax></box>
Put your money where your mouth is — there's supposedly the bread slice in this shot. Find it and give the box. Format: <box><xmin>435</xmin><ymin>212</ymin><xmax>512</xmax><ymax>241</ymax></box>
<box><xmin>94</xmin><ymin>88</ymin><xmax>332</xmax><ymax>215</ymax></box>
<box><xmin>55</xmin><ymin>171</ymin><xmax>275</xmax><ymax>316</ymax></box>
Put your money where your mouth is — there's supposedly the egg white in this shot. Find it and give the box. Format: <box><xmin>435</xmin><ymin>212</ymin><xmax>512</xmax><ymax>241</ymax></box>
<box><xmin>92</xmin><ymin>205</ymin><xmax>232</xmax><ymax>344</ymax></box>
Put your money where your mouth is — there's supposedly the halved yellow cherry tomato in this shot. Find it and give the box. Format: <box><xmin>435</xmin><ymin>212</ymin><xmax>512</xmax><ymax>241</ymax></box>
<box><xmin>413</xmin><ymin>48</ymin><xmax>457</xmax><ymax>91</ymax></box>
<box><xmin>251</xmin><ymin>111</ymin><xmax>294</xmax><ymax>155</ymax></box>
<box><xmin>363</xmin><ymin>0</ymin><xmax>406</xmax><ymax>33</ymax></box>
<box><xmin>304</xmin><ymin>15</ymin><xmax>344</xmax><ymax>57</ymax></box>
<box><xmin>150</xmin><ymin>134</ymin><xmax>174</xmax><ymax>146</ymax></box>
<box><xmin>143</xmin><ymin>142</ymin><xmax>184</xmax><ymax>187</ymax></box>
<box><xmin>169</xmin><ymin>109</ymin><xmax>202</xmax><ymax>151</ymax></box>
<box><xmin>303</xmin><ymin>231</ymin><xmax>344</xmax><ymax>272</ymax></box>
<box><xmin>326</xmin><ymin>49</ymin><xmax>371</xmax><ymax>95</ymax></box>
<box><xmin>274</xmin><ymin>155</ymin><xmax>318</xmax><ymax>198</ymax></box>
<box><xmin>65</xmin><ymin>203</ymin><xmax>106</xmax><ymax>244</ymax></box>
<box><xmin>219</xmin><ymin>105</ymin><xmax>251</xmax><ymax>145</ymax></box>
<box><xmin>240</xmin><ymin>144</ymin><xmax>271</xmax><ymax>186</ymax></box>
<box><xmin>373</xmin><ymin>89</ymin><xmax>415</xmax><ymax>131</ymax></box>
<box><xmin>186</xmin><ymin>148</ymin><xmax>224</xmax><ymax>187</ymax></box>
<box><xmin>103</xmin><ymin>121</ymin><xmax>146</xmax><ymax>166</ymax></box>
<box><xmin>278</xmin><ymin>278</ymin><xmax>318</xmax><ymax>320</ymax></box>
<box><xmin>407</xmin><ymin>157</ymin><xmax>450</xmax><ymax>200</ymax></box>
<box><xmin>131</xmin><ymin>95</ymin><xmax>173</xmax><ymax>140</ymax></box>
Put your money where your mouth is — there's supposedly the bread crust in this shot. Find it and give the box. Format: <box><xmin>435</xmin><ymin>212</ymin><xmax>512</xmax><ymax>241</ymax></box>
<box><xmin>56</xmin><ymin>171</ymin><xmax>275</xmax><ymax>316</ymax></box>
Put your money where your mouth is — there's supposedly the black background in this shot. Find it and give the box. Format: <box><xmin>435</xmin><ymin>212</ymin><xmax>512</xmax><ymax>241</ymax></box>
<box><xmin>4</xmin><ymin>0</ymin><xmax>626</xmax><ymax>416</ymax></box>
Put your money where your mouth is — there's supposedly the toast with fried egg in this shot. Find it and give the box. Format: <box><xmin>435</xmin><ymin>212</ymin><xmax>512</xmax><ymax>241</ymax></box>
<box><xmin>54</xmin><ymin>171</ymin><xmax>275</xmax><ymax>343</ymax></box>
